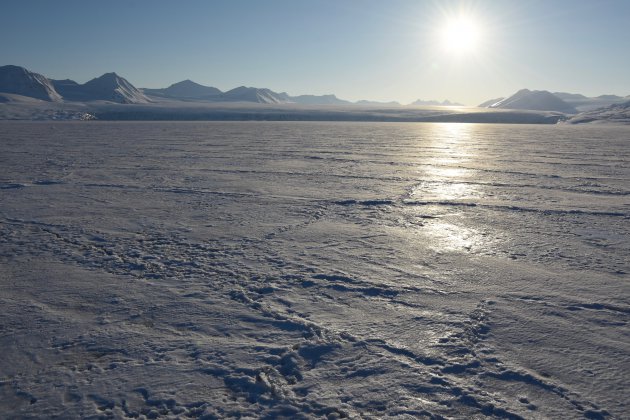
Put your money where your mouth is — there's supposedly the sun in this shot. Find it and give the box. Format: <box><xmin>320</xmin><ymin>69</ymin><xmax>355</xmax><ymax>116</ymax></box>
<box><xmin>440</xmin><ymin>16</ymin><xmax>481</xmax><ymax>55</ymax></box>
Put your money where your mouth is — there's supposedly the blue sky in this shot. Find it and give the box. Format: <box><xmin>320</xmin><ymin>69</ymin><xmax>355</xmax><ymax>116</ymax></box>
<box><xmin>2</xmin><ymin>0</ymin><xmax>629</xmax><ymax>105</ymax></box>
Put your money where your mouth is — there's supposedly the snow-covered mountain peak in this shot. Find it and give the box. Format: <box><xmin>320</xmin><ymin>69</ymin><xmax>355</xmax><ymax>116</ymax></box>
<box><xmin>485</xmin><ymin>89</ymin><xmax>577</xmax><ymax>114</ymax></box>
<box><xmin>81</xmin><ymin>73</ymin><xmax>149</xmax><ymax>104</ymax></box>
<box><xmin>0</xmin><ymin>65</ymin><xmax>62</xmax><ymax>102</ymax></box>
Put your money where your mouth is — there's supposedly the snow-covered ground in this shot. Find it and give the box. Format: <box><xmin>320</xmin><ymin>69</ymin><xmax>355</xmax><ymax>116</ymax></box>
<box><xmin>1</xmin><ymin>121</ymin><xmax>628</xmax><ymax>419</ymax></box>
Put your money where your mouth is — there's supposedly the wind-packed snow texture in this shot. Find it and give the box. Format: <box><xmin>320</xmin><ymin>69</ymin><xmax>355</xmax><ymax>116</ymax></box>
<box><xmin>1</xmin><ymin>122</ymin><xmax>628</xmax><ymax>419</ymax></box>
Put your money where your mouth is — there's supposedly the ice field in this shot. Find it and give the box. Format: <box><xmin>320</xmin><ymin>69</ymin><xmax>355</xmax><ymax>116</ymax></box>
<box><xmin>1</xmin><ymin>121</ymin><xmax>628</xmax><ymax>418</ymax></box>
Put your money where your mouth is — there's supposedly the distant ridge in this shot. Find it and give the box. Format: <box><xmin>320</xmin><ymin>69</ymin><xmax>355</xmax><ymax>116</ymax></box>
<box><xmin>412</xmin><ymin>99</ymin><xmax>463</xmax><ymax>106</ymax></box>
<box><xmin>554</xmin><ymin>92</ymin><xmax>589</xmax><ymax>101</ymax></box>
<box><xmin>0</xmin><ymin>65</ymin><xmax>62</xmax><ymax>102</ymax></box>
<box><xmin>142</xmin><ymin>82</ymin><xmax>357</xmax><ymax>105</ymax></box>
<box><xmin>356</xmin><ymin>100</ymin><xmax>400</xmax><ymax>106</ymax></box>
<box><xmin>143</xmin><ymin>80</ymin><xmax>222</xmax><ymax>100</ymax></box>
<box><xmin>565</xmin><ymin>100</ymin><xmax>630</xmax><ymax>124</ymax></box>
<box><xmin>220</xmin><ymin>86</ymin><xmax>290</xmax><ymax>104</ymax></box>
<box><xmin>553</xmin><ymin>91</ymin><xmax>628</xmax><ymax>111</ymax></box>
<box><xmin>596</xmin><ymin>94</ymin><xmax>623</xmax><ymax>100</ymax></box>
<box><xmin>291</xmin><ymin>94</ymin><xmax>351</xmax><ymax>105</ymax></box>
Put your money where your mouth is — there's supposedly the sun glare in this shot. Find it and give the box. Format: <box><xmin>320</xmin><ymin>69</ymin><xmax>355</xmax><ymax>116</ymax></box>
<box><xmin>440</xmin><ymin>16</ymin><xmax>481</xmax><ymax>55</ymax></box>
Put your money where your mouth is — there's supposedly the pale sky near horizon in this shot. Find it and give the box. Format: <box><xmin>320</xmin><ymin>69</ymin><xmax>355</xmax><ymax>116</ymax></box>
<box><xmin>2</xmin><ymin>0</ymin><xmax>629</xmax><ymax>105</ymax></box>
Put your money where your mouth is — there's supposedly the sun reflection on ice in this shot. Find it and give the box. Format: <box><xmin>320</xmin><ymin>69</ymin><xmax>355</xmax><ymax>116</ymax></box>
<box><xmin>426</xmin><ymin>166</ymin><xmax>472</xmax><ymax>178</ymax></box>
<box><xmin>411</xmin><ymin>123</ymin><xmax>480</xmax><ymax>202</ymax></box>
<box><xmin>425</xmin><ymin>220</ymin><xmax>484</xmax><ymax>253</ymax></box>
<box><xmin>411</xmin><ymin>123</ymin><xmax>487</xmax><ymax>253</ymax></box>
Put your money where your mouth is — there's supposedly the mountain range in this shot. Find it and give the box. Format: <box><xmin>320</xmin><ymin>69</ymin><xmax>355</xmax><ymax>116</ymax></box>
<box><xmin>146</xmin><ymin>81</ymin><xmax>355</xmax><ymax>105</ymax></box>
<box><xmin>1</xmin><ymin>65</ymin><xmax>628</xmax><ymax>117</ymax></box>
<box><xmin>0</xmin><ymin>65</ymin><xmax>368</xmax><ymax>106</ymax></box>
<box><xmin>553</xmin><ymin>92</ymin><xmax>629</xmax><ymax>111</ymax></box>
<box><xmin>0</xmin><ymin>65</ymin><xmax>475</xmax><ymax>107</ymax></box>
<box><xmin>564</xmin><ymin>100</ymin><xmax>630</xmax><ymax>124</ymax></box>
